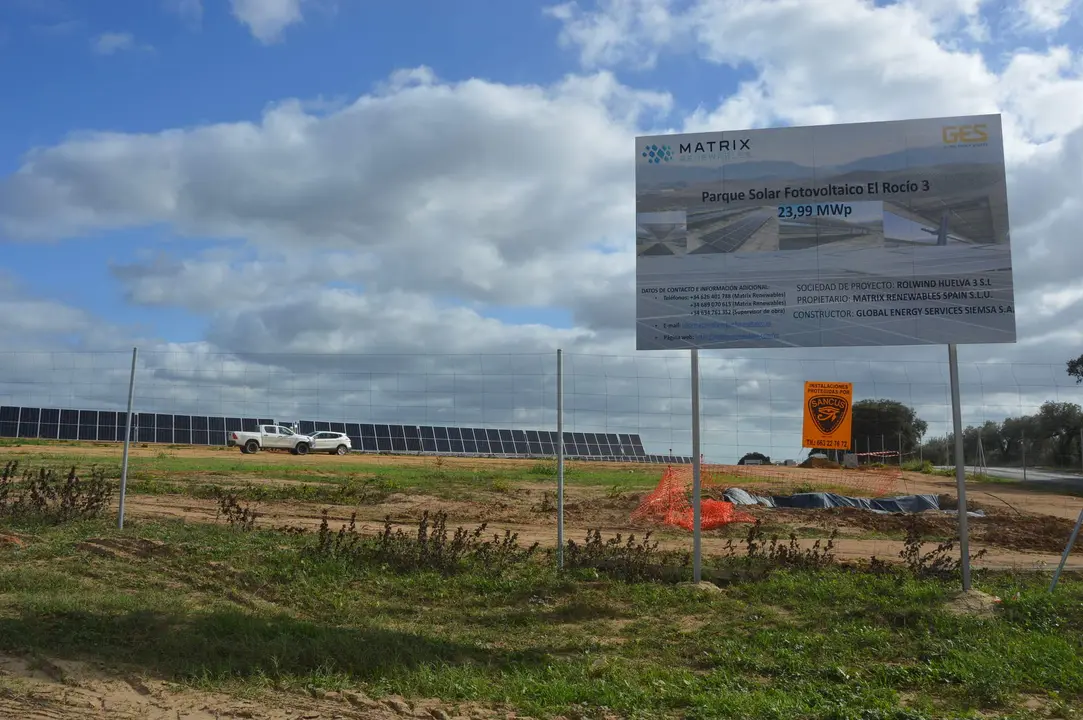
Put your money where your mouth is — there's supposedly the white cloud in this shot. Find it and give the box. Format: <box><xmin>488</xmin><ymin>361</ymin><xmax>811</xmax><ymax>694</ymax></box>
<box><xmin>230</xmin><ymin>0</ymin><xmax>307</xmax><ymax>43</ymax></box>
<box><xmin>164</xmin><ymin>0</ymin><xmax>203</xmax><ymax>25</ymax></box>
<box><xmin>4</xmin><ymin>3</ymin><xmax>1083</xmax><ymax>457</ymax></box>
<box><xmin>92</xmin><ymin>32</ymin><xmax>136</xmax><ymax>55</ymax></box>
<box><xmin>0</xmin><ymin>69</ymin><xmax>667</xmax><ymax>333</ymax></box>
<box><xmin>1015</xmin><ymin>0</ymin><xmax>1077</xmax><ymax>31</ymax></box>
<box><xmin>545</xmin><ymin>0</ymin><xmax>679</xmax><ymax>70</ymax></box>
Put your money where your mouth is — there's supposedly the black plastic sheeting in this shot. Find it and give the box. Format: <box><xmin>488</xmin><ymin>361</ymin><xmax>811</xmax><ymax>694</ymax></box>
<box><xmin>722</xmin><ymin>488</ymin><xmax>985</xmax><ymax>517</ymax></box>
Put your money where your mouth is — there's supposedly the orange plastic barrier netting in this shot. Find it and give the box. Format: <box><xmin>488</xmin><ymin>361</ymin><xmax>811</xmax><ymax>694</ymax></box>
<box><xmin>630</xmin><ymin>462</ymin><xmax>903</xmax><ymax>532</ymax></box>
<box><xmin>630</xmin><ymin>465</ymin><xmax>757</xmax><ymax>531</ymax></box>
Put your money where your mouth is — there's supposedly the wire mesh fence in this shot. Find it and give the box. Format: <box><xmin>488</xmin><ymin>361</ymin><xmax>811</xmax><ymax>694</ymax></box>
<box><xmin>1</xmin><ymin>349</ymin><xmax>1082</xmax><ymax>464</ymax></box>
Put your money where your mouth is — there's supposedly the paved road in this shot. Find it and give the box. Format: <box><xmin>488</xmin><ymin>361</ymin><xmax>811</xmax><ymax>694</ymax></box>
<box><xmin>985</xmin><ymin>466</ymin><xmax>1083</xmax><ymax>484</ymax></box>
<box><xmin>940</xmin><ymin>465</ymin><xmax>1083</xmax><ymax>485</ymax></box>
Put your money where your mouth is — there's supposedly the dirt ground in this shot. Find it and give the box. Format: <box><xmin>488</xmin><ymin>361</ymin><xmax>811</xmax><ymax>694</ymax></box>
<box><xmin>0</xmin><ymin>654</ymin><xmax>519</xmax><ymax>720</ymax></box>
<box><xmin>123</xmin><ymin>491</ymin><xmax>1083</xmax><ymax>571</ymax></box>
<box><xmin>3</xmin><ymin>443</ymin><xmax>1083</xmax><ymax>718</ymax></box>
<box><xmin>5</xmin><ymin>442</ymin><xmax>1083</xmax><ymax>569</ymax></box>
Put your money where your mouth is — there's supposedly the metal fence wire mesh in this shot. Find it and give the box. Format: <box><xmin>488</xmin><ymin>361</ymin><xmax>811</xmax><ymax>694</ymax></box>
<box><xmin>1</xmin><ymin>350</ymin><xmax>1081</xmax><ymax>464</ymax></box>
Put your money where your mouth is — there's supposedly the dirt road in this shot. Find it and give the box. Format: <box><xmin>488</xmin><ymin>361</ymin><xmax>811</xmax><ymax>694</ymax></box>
<box><xmin>125</xmin><ymin>493</ymin><xmax>1083</xmax><ymax>571</ymax></box>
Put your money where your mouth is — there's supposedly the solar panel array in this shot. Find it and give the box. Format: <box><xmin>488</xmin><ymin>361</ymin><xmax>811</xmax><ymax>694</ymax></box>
<box><xmin>0</xmin><ymin>405</ymin><xmax>693</xmax><ymax>463</ymax></box>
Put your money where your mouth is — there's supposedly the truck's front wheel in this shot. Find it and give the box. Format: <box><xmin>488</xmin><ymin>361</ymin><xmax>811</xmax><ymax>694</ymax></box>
<box><xmin>294</xmin><ymin>442</ymin><xmax>309</xmax><ymax>455</ymax></box>
<box><xmin>244</xmin><ymin>440</ymin><xmax>260</xmax><ymax>454</ymax></box>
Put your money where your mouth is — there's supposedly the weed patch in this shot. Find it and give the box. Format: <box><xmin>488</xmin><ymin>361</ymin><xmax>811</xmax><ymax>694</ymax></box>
<box><xmin>686</xmin><ymin>521</ymin><xmax>841</xmax><ymax>584</ymax></box>
<box><xmin>0</xmin><ymin>460</ymin><xmax>113</xmax><ymax>524</ymax></box>
<box><xmin>896</xmin><ymin>515</ymin><xmax>988</xmax><ymax>580</ymax></box>
<box><xmin>562</xmin><ymin>529</ymin><xmax>690</xmax><ymax>583</ymax></box>
<box><xmin>305</xmin><ymin>510</ymin><xmax>540</xmax><ymax>576</ymax></box>
<box><xmin>214</xmin><ymin>491</ymin><xmax>259</xmax><ymax>532</ymax></box>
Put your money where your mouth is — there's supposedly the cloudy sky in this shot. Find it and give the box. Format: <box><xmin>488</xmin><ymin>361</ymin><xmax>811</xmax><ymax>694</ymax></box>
<box><xmin>1</xmin><ymin>0</ymin><xmax>1082</xmax><ymax>462</ymax></box>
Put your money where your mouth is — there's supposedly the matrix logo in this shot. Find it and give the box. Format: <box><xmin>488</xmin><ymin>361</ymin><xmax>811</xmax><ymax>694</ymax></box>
<box><xmin>641</xmin><ymin>137</ymin><xmax>753</xmax><ymax>163</ymax></box>
<box><xmin>641</xmin><ymin>144</ymin><xmax>673</xmax><ymax>163</ymax></box>
<box><xmin>679</xmin><ymin>138</ymin><xmax>751</xmax><ymax>153</ymax></box>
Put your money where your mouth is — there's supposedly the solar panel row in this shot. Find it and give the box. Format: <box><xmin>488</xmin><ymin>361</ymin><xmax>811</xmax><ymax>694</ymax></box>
<box><xmin>0</xmin><ymin>406</ymin><xmax>276</xmax><ymax>447</ymax></box>
<box><xmin>0</xmin><ymin>405</ymin><xmax>680</xmax><ymax>462</ymax></box>
<box><xmin>640</xmin><ymin>454</ymin><xmax>695</xmax><ymax>464</ymax></box>
<box><xmin>294</xmin><ymin>420</ymin><xmax>648</xmax><ymax>458</ymax></box>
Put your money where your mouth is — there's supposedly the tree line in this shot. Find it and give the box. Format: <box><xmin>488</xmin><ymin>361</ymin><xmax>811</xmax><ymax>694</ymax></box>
<box><xmin>925</xmin><ymin>355</ymin><xmax>1083</xmax><ymax>468</ymax></box>
<box><xmin>920</xmin><ymin>401</ymin><xmax>1083</xmax><ymax>469</ymax></box>
<box><xmin>768</xmin><ymin>357</ymin><xmax>1083</xmax><ymax>467</ymax></box>
<box><xmin>807</xmin><ymin>398</ymin><xmax>1083</xmax><ymax>470</ymax></box>
<box><xmin>809</xmin><ymin>398</ymin><xmax>927</xmax><ymax>460</ymax></box>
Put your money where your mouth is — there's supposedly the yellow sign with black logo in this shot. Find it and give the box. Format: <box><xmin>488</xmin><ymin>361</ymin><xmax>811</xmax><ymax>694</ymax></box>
<box><xmin>802</xmin><ymin>381</ymin><xmax>853</xmax><ymax>449</ymax></box>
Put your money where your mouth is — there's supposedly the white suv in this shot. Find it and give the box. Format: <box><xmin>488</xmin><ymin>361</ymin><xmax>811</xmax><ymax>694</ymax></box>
<box><xmin>309</xmin><ymin>431</ymin><xmax>353</xmax><ymax>455</ymax></box>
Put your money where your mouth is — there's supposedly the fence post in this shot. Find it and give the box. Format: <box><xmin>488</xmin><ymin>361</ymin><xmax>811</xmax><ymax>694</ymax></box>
<box><xmin>118</xmin><ymin>347</ymin><xmax>138</xmax><ymax>530</ymax></box>
<box><xmin>1049</xmin><ymin>508</ymin><xmax>1083</xmax><ymax>593</ymax></box>
<box><xmin>1022</xmin><ymin>431</ymin><xmax>1027</xmax><ymax>483</ymax></box>
<box><xmin>690</xmin><ymin>348</ymin><xmax>702</xmax><ymax>583</ymax></box>
<box><xmin>556</xmin><ymin>348</ymin><xmax>564</xmax><ymax>569</ymax></box>
<box><xmin>947</xmin><ymin>344</ymin><xmax>972</xmax><ymax>592</ymax></box>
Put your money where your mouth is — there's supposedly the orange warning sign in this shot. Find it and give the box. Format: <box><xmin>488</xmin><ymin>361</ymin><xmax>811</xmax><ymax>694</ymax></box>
<box><xmin>802</xmin><ymin>381</ymin><xmax>853</xmax><ymax>449</ymax></box>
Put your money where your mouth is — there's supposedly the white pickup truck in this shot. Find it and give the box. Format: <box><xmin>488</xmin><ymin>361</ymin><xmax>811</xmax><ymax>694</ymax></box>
<box><xmin>228</xmin><ymin>424</ymin><xmax>314</xmax><ymax>455</ymax></box>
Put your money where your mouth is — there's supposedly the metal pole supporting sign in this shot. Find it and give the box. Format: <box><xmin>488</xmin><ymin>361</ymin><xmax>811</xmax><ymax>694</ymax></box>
<box><xmin>947</xmin><ymin>344</ymin><xmax>972</xmax><ymax>591</ymax></box>
<box><xmin>556</xmin><ymin>349</ymin><xmax>565</xmax><ymax>569</ymax></box>
<box><xmin>118</xmin><ymin>347</ymin><xmax>138</xmax><ymax>530</ymax></box>
<box><xmin>691</xmin><ymin>348</ymin><xmax>702</xmax><ymax>583</ymax></box>
<box><xmin>1050</xmin><ymin>508</ymin><xmax>1083</xmax><ymax>593</ymax></box>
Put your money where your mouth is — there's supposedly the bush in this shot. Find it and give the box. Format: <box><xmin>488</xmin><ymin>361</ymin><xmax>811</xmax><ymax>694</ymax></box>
<box><xmin>709</xmin><ymin>521</ymin><xmax>838</xmax><ymax>582</ymax></box>
<box><xmin>560</xmin><ymin>523</ymin><xmax>839</xmax><ymax>585</ymax></box>
<box><xmin>561</xmin><ymin>529</ymin><xmax>690</xmax><ymax>583</ymax></box>
<box><xmin>0</xmin><ymin>460</ymin><xmax>113</xmax><ymax>524</ymax></box>
<box><xmin>305</xmin><ymin>510</ymin><xmax>540</xmax><ymax>575</ymax></box>
<box><xmin>738</xmin><ymin>451</ymin><xmax>771</xmax><ymax>465</ymax></box>
<box><xmin>897</xmin><ymin>514</ymin><xmax>988</xmax><ymax>580</ymax></box>
<box><xmin>214</xmin><ymin>490</ymin><xmax>259</xmax><ymax>531</ymax></box>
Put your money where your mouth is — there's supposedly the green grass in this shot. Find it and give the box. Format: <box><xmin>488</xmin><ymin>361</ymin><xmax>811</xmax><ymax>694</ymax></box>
<box><xmin>962</xmin><ymin>474</ymin><xmax>1083</xmax><ymax>498</ymax></box>
<box><xmin>2</xmin><ymin>446</ymin><xmax>663</xmax><ymax>491</ymax></box>
<box><xmin>1</xmin><ymin>517</ymin><xmax>1081</xmax><ymax>719</ymax></box>
<box><xmin>2</xmin><ymin>444</ymin><xmax>901</xmax><ymax>508</ymax></box>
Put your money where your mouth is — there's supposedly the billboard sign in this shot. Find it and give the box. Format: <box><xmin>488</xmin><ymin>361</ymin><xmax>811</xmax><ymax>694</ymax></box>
<box><xmin>802</xmin><ymin>381</ymin><xmax>853</xmax><ymax>450</ymax></box>
<box><xmin>635</xmin><ymin>114</ymin><xmax>1016</xmax><ymax>349</ymax></box>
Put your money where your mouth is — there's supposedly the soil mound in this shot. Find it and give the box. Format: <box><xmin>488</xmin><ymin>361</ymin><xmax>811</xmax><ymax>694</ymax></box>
<box><xmin>945</xmin><ymin>589</ymin><xmax>1001</xmax><ymax>619</ymax></box>
<box><xmin>799</xmin><ymin>457</ymin><xmax>842</xmax><ymax>469</ymax></box>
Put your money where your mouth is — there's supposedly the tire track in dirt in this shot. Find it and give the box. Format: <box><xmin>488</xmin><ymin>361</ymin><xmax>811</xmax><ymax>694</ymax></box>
<box><xmin>0</xmin><ymin>654</ymin><xmax>511</xmax><ymax>719</ymax></box>
<box><xmin>123</xmin><ymin>494</ymin><xmax>1083</xmax><ymax>571</ymax></box>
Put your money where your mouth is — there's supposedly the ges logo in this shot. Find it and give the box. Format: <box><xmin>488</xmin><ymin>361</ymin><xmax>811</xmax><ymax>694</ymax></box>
<box><xmin>942</xmin><ymin>123</ymin><xmax>988</xmax><ymax>146</ymax></box>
